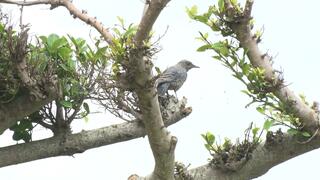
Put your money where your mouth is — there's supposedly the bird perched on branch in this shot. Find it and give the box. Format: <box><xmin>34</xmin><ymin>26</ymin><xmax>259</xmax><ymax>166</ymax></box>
<box><xmin>155</xmin><ymin>60</ymin><xmax>199</xmax><ymax>97</ymax></box>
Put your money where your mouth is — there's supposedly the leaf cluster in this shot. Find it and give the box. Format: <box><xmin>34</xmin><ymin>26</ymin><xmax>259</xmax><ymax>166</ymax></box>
<box><xmin>189</xmin><ymin>1</ymin><xmax>310</xmax><ymax>141</ymax></box>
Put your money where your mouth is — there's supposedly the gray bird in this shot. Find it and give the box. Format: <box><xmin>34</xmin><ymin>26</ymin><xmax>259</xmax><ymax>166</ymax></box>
<box><xmin>155</xmin><ymin>60</ymin><xmax>199</xmax><ymax>97</ymax></box>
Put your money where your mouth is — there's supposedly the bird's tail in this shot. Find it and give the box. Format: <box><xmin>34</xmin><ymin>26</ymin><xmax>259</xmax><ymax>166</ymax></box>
<box><xmin>157</xmin><ymin>83</ymin><xmax>169</xmax><ymax>97</ymax></box>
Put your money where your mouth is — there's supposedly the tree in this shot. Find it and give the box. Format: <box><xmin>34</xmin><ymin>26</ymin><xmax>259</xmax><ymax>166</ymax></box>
<box><xmin>0</xmin><ymin>0</ymin><xmax>319</xmax><ymax>179</ymax></box>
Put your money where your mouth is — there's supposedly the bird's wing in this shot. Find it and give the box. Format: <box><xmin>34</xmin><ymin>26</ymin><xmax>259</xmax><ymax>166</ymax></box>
<box><xmin>156</xmin><ymin>67</ymin><xmax>180</xmax><ymax>85</ymax></box>
<box><xmin>155</xmin><ymin>68</ymin><xmax>178</xmax><ymax>96</ymax></box>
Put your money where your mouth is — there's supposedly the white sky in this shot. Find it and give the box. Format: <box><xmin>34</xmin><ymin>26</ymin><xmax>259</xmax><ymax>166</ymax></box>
<box><xmin>1</xmin><ymin>0</ymin><xmax>320</xmax><ymax>179</ymax></box>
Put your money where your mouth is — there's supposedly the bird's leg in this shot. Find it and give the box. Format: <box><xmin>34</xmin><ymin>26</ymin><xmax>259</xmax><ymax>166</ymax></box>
<box><xmin>174</xmin><ymin>91</ymin><xmax>179</xmax><ymax>103</ymax></box>
<box><xmin>165</xmin><ymin>92</ymin><xmax>170</xmax><ymax>99</ymax></box>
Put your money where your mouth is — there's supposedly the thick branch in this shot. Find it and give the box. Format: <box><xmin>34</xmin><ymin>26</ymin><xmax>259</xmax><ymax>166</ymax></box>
<box><xmin>187</xmin><ymin>134</ymin><xmax>320</xmax><ymax>179</ymax></box>
<box><xmin>129</xmin><ymin>0</ymin><xmax>177</xmax><ymax>179</ymax></box>
<box><xmin>134</xmin><ymin>0</ymin><xmax>170</xmax><ymax>47</ymax></box>
<box><xmin>0</xmin><ymin>92</ymin><xmax>55</xmax><ymax>134</ymax></box>
<box><xmin>0</xmin><ymin>28</ymin><xmax>57</xmax><ymax>134</ymax></box>
<box><xmin>237</xmin><ymin>27</ymin><xmax>318</xmax><ymax>130</ymax></box>
<box><xmin>0</xmin><ymin>105</ymin><xmax>191</xmax><ymax>167</ymax></box>
<box><xmin>228</xmin><ymin>0</ymin><xmax>318</xmax><ymax>132</ymax></box>
<box><xmin>0</xmin><ymin>0</ymin><xmax>114</xmax><ymax>44</ymax></box>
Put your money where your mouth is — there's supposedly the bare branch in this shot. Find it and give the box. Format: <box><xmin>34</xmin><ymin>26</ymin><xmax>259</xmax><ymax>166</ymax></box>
<box><xmin>0</xmin><ymin>0</ymin><xmax>114</xmax><ymax>44</ymax></box>
<box><xmin>134</xmin><ymin>0</ymin><xmax>170</xmax><ymax>47</ymax></box>
<box><xmin>244</xmin><ymin>0</ymin><xmax>254</xmax><ymax>17</ymax></box>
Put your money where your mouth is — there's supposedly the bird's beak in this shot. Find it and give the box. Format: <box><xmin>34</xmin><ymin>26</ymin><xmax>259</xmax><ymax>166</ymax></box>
<box><xmin>193</xmin><ymin>64</ymin><xmax>200</xmax><ymax>68</ymax></box>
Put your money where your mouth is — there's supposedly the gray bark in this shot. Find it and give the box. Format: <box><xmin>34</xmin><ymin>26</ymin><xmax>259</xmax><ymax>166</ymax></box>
<box><xmin>0</xmin><ymin>104</ymin><xmax>191</xmax><ymax>167</ymax></box>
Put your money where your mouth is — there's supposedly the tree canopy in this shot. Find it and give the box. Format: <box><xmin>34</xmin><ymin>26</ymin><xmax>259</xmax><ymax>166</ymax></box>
<box><xmin>0</xmin><ymin>0</ymin><xmax>320</xmax><ymax>179</ymax></box>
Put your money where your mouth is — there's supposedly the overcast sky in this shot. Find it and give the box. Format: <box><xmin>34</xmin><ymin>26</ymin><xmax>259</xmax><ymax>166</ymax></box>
<box><xmin>1</xmin><ymin>0</ymin><xmax>320</xmax><ymax>179</ymax></box>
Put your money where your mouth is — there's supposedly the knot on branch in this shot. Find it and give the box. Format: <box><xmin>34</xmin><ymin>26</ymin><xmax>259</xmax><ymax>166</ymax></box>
<box><xmin>159</xmin><ymin>95</ymin><xmax>189</xmax><ymax>121</ymax></box>
<box><xmin>210</xmin><ymin>139</ymin><xmax>257</xmax><ymax>171</ymax></box>
<box><xmin>127</xmin><ymin>174</ymin><xmax>140</xmax><ymax>180</ymax></box>
<box><xmin>265</xmin><ymin>129</ymin><xmax>284</xmax><ymax>149</ymax></box>
<box><xmin>126</xmin><ymin>45</ymin><xmax>159</xmax><ymax>87</ymax></box>
<box><xmin>6</xmin><ymin>26</ymin><xmax>56</xmax><ymax>101</ymax></box>
<box><xmin>61</xmin><ymin>143</ymin><xmax>85</xmax><ymax>156</ymax></box>
<box><xmin>206</xmin><ymin>124</ymin><xmax>259</xmax><ymax>172</ymax></box>
<box><xmin>174</xmin><ymin>162</ymin><xmax>193</xmax><ymax>180</ymax></box>
<box><xmin>50</xmin><ymin>0</ymin><xmax>64</xmax><ymax>10</ymax></box>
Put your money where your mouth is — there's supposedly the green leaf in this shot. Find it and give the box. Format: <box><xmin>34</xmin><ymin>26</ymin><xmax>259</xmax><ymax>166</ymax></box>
<box><xmin>204</xmin><ymin>144</ymin><xmax>211</xmax><ymax>151</ymax></box>
<box><xmin>83</xmin><ymin>116</ymin><xmax>89</xmax><ymax>123</ymax></box>
<box><xmin>47</xmin><ymin>34</ymin><xmax>59</xmax><ymax>48</ymax></box>
<box><xmin>112</xmin><ymin>27</ymin><xmax>121</xmax><ymax>37</ymax></box>
<box><xmin>199</xmin><ymin>32</ymin><xmax>208</xmax><ymax>39</ymax></box>
<box><xmin>10</xmin><ymin>120</ymin><xmax>33</xmax><ymax>143</ymax></box>
<box><xmin>230</xmin><ymin>59</ymin><xmax>237</xmax><ymax>67</ymax></box>
<box><xmin>12</xmin><ymin>131</ymin><xmax>25</xmax><ymax>141</ymax></box>
<box><xmin>38</xmin><ymin>59</ymin><xmax>48</xmax><ymax>72</ymax></box>
<box><xmin>0</xmin><ymin>23</ymin><xmax>4</xmax><ymax>32</ymax></box>
<box><xmin>212</xmin><ymin>42</ymin><xmax>229</xmax><ymax>56</ymax></box>
<box><xmin>95</xmin><ymin>46</ymin><xmax>107</xmax><ymax>59</ymax></box>
<box><xmin>23</xmin><ymin>133</ymin><xmax>32</xmax><ymax>142</ymax></box>
<box><xmin>263</xmin><ymin>119</ymin><xmax>274</xmax><ymax>130</ymax></box>
<box><xmin>208</xmin><ymin>20</ymin><xmax>220</xmax><ymax>31</ymax></box>
<box><xmin>301</xmin><ymin>131</ymin><xmax>311</xmax><ymax>137</ymax></box>
<box><xmin>194</xmin><ymin>15</ymin><xmax>208</xmax><ymax>23</ymax></box>
<box><xmin>202</xmin><ymin>132</ymin><xmax>215</xmax><ymax>145</ymax></box>
<box><xmin>231</xmin><ymin>0</ymin><xmax>237</xmax><ymax>6</ymax></box>
<box><xmin>117</xmin><ymin>16</ymin><xmax>125</xmax><ymax>27</ymax></box>
<box><xmin>155</xmin><ymin>67</ymin><xmax>161</xmax><ymax>74</ymax></box>
<box><xmin>58</xmin><ymin>47</ymin><xmax>72</xmax><ymax>60</ymax></box>
<box><xmin>59</xmin><ymin>64</ymin><xmax>69</xmax><ymax>72</ymax></box>
<box><xmin>218</xmin><ymin>0</ymin><xmax>225</xmax><ymax>12</ymax></box>
<box><xmin>77</xmin><ymin>38</ymin><xmax>86</xmax><ymax>49</ymax></box>
<box><xmin>287</xmin><ymin>128</ymin><xmax>299</xmax><ymax>136</ymax></box>
<box><xmin>242</xmin><ymin>63</ymin><xmax>250</xmax><ymax>76</ymax></box>
<box><xmin>67</xmin><ymin>59</ymin><xmax>76</xmax><ymax>71</ymax></box>
<box><xmin>233</xmin><ymin>72</ymin><xmax>243</xmax><ymax>79</ymax></box>
<box><xmin>212</xmin><ymin>55</ymin><xmax>221</xmax><ymax>60</ymax></box>
<box><xmin>256</xmin><ymin>106</ymin><xmax>265</xmax><ymax>114</ymax></box>
<box><xmin>124</xmin><ymin>25</ymin><xmax>137</xmax><ymax>38</ymax></box>
<box><xmin>60</xmin><ymin>100</ymin><xmax>73</xmax><ymax>108</ymax></box>
<box><xmin>68</xmin><ymin>34</ymin><xmax>86</xmax><ymax>51</ymax></box>
<box><xmin>186</xmin><ymin>5</ymin><xmax>198</xmax><ymax>18</ymax></box>
<box><xmin>19</xmin><ymin>120</ymin><xmax>33</xmax><ymax>130</ymax></box>
<box><xmin>39</xmin><ymin>36</ymin><xmax>47</xmax><ymax>44</ymax></box>
<box><xmin>248</xmin><ymin>73</ymin><xmax>254</xmax><ymax>81</ymax></box>
<box><xmin>83</xmin><ymin>102</ymin><xmax>90</xmax><ymax>114</ymax></box>
<box><xmin>52</xmin><ymin>37</ymin><xmax>68</xmax><ymax>51</ymax></box>
<box><xmin>222</xmin><ymin>138</ymin><xmax>231</xmax><ymax>149</ymax></box>
<box><xmin>197</xmin><ymin>44</ymin><xmax>211</xmax><ymax>52</ymax></box>
<box><xmin>240</xmin><ymin>89</ymin><xmax>251</xmax><ymax>96</ymax></box>
<box><xmin>67</xmin><ymin>34</ymin><xmax>76</xmax><ymax>45</ymax></box>
<box><xmin>252</xmin><ymin>127</ymin><xmax>259</xmax><ymax>136</ymax></box>
<box><xmin>112</xmin><ymin>63</ymin><xmax>120</xmax><ymax>74</ymax></box>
